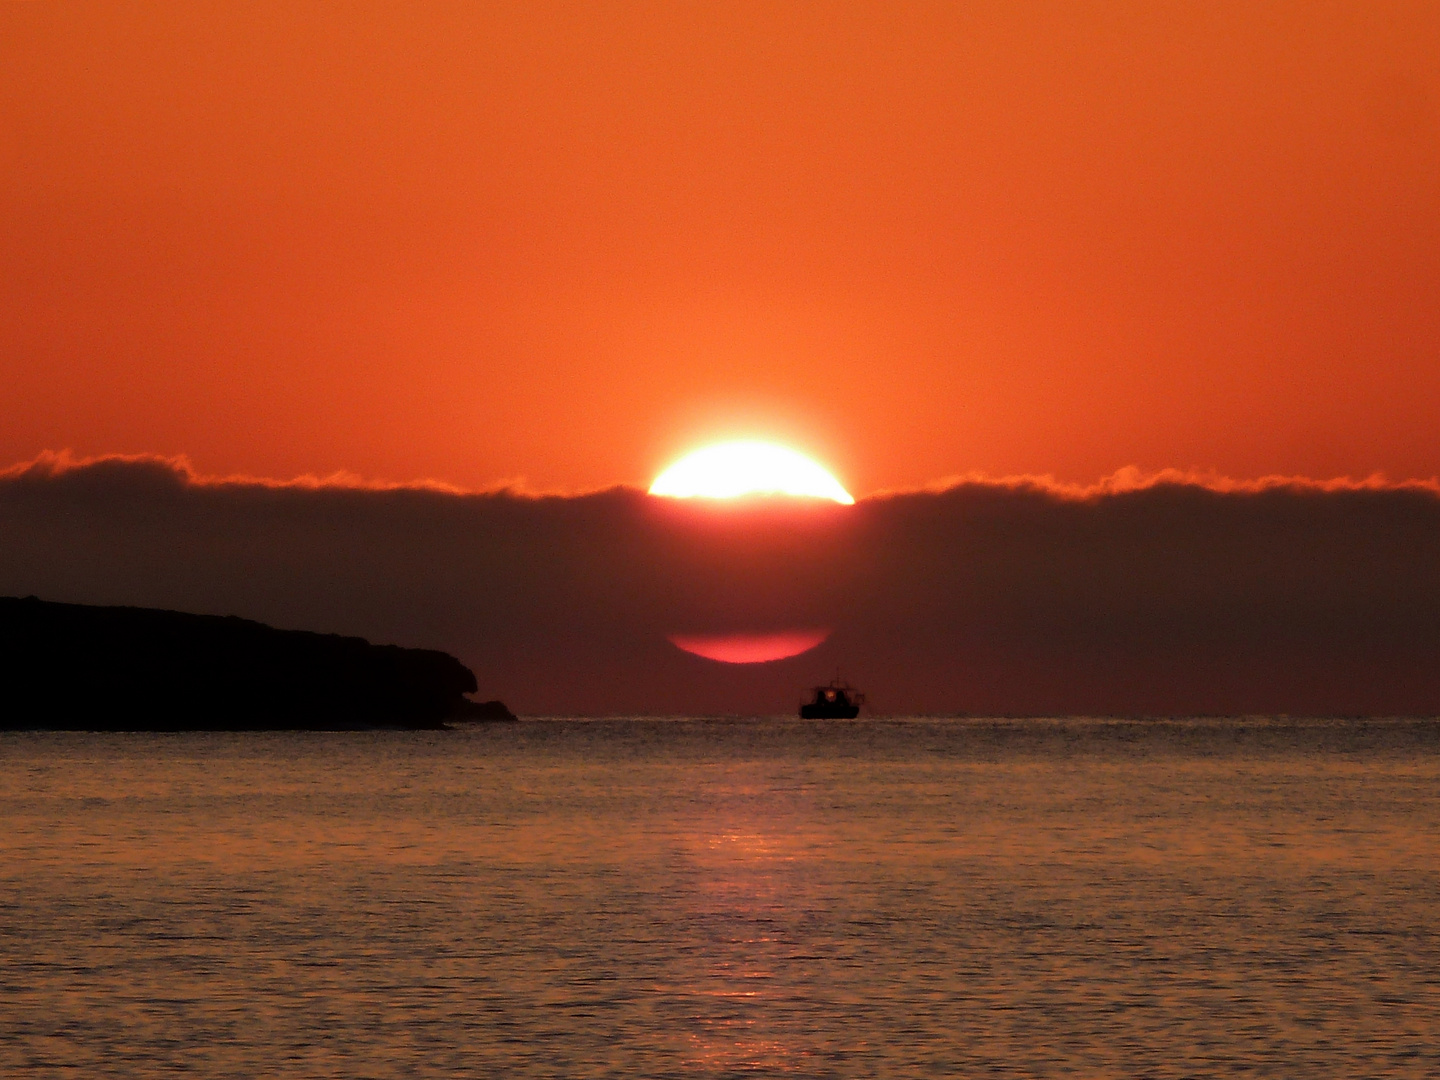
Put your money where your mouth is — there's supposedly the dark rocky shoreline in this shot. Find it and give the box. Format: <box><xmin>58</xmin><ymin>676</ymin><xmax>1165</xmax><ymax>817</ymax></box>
<box><xmin>0</xmin><ymin>596</ymin><xmax>513</xmax><ymax>731</ymax></box>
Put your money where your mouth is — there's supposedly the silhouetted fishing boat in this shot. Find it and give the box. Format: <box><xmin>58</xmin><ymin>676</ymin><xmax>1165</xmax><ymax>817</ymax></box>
<box><xmin>799</xmin><ymin>678</ymin><xmax>864</xmax><ymax>719</ymax></box>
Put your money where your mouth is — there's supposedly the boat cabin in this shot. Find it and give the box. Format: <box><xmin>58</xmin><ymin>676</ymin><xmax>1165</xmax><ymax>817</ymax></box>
<box><xmin>800</xmin><ymin>678</ymin><xmax>865</xmax><ymax>719</ymax></box>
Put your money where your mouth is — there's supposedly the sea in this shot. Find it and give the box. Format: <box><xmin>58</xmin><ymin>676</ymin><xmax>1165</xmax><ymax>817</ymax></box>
<box><xmin>1</xmin><ymin>717</ymin><xmax>1437</xmax><ymax>1078</ymax></box>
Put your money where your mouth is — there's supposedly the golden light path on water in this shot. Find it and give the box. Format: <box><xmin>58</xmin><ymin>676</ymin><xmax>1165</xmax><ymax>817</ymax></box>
<box><xmin>2</xmin><ymin>719</ymin><xmax>1437</xmax><ymax>1076</ymax></box>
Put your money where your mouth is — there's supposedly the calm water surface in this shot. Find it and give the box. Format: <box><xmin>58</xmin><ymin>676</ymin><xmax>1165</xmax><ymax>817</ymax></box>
<box><xmin>1</xmin><ymin>718</ymin><xmax>1437</xmax><ymax>1078</ymax></box>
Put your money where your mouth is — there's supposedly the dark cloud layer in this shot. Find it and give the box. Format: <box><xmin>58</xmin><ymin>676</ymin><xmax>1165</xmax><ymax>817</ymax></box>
<box><xmin>4</xmin><ymin>454</ymin><xmax>1439</xmax><ymax>715</ymax></box>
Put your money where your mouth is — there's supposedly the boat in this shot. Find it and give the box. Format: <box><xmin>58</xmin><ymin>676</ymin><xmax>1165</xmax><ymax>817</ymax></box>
<box><xmin>799</xmin><ymin>678</ymin><xmax>865</xmax><ymax>719</ymax></box>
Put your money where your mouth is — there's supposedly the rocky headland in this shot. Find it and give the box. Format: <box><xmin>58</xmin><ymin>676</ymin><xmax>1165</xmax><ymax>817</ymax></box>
<box><xmin>0</xmin><ymin>596</ymin><xmax>512</xmax><ymax>730</ymax></box>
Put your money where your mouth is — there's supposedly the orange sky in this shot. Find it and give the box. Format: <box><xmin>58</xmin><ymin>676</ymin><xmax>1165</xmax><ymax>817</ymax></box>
<box><xmin>3</xmin><ymin>2</ymin><xmax>1438</xmax><ymax>495</ymax></box>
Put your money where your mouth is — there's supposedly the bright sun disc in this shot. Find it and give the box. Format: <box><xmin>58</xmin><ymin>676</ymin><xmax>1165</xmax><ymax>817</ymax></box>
<box><xmin>649</xmin><ymin>440</ymin><xmax>854</xmax><ymax>504</ymax></box>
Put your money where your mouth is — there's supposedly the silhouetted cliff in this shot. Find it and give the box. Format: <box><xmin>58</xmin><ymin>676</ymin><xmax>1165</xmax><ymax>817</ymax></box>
<box><xmin>451</xmin><ymin>698</ymin><xmax>519</xmax><ymax>722</ymax></box>
<box><xmin>0</xmin><ymin>596</ymin><xmax>491</xmax><ymax>730</ymax></box>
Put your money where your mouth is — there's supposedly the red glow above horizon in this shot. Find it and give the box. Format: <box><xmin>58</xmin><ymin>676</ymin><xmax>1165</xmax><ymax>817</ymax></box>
<box><xmin>4</xmin><ymin>7</ymin><xmax>1440</xmax><ymax>492</ymax></box>
<box><xmin>668</xmin><ymin>629</ymin><xmax>830</xmax><ymax>664</ymax></box>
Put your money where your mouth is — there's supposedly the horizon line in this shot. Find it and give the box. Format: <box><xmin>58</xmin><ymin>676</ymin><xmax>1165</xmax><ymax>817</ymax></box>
<box><xmin>7</xmin><ymin>448</ymin><xmax>1440</xmax><ymax>503</ymax></box>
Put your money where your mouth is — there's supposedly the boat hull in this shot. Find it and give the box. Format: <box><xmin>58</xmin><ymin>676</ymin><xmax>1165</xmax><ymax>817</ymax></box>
<box><xmin>799</xmin><ymin>703</ymin><xmax>860</xmax><ymax>719</ymax></box>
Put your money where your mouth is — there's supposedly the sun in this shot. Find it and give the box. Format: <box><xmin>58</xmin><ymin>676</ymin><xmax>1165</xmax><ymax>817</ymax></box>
<box><xmin>649</xmin><ymin>440</ymin><xmax>855</xmax><ymax>504</ymax></box>
<box><xmin>669</xmin><ymin>628</ymin><xmax>831</xmax><ymax>664</ymax></box>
